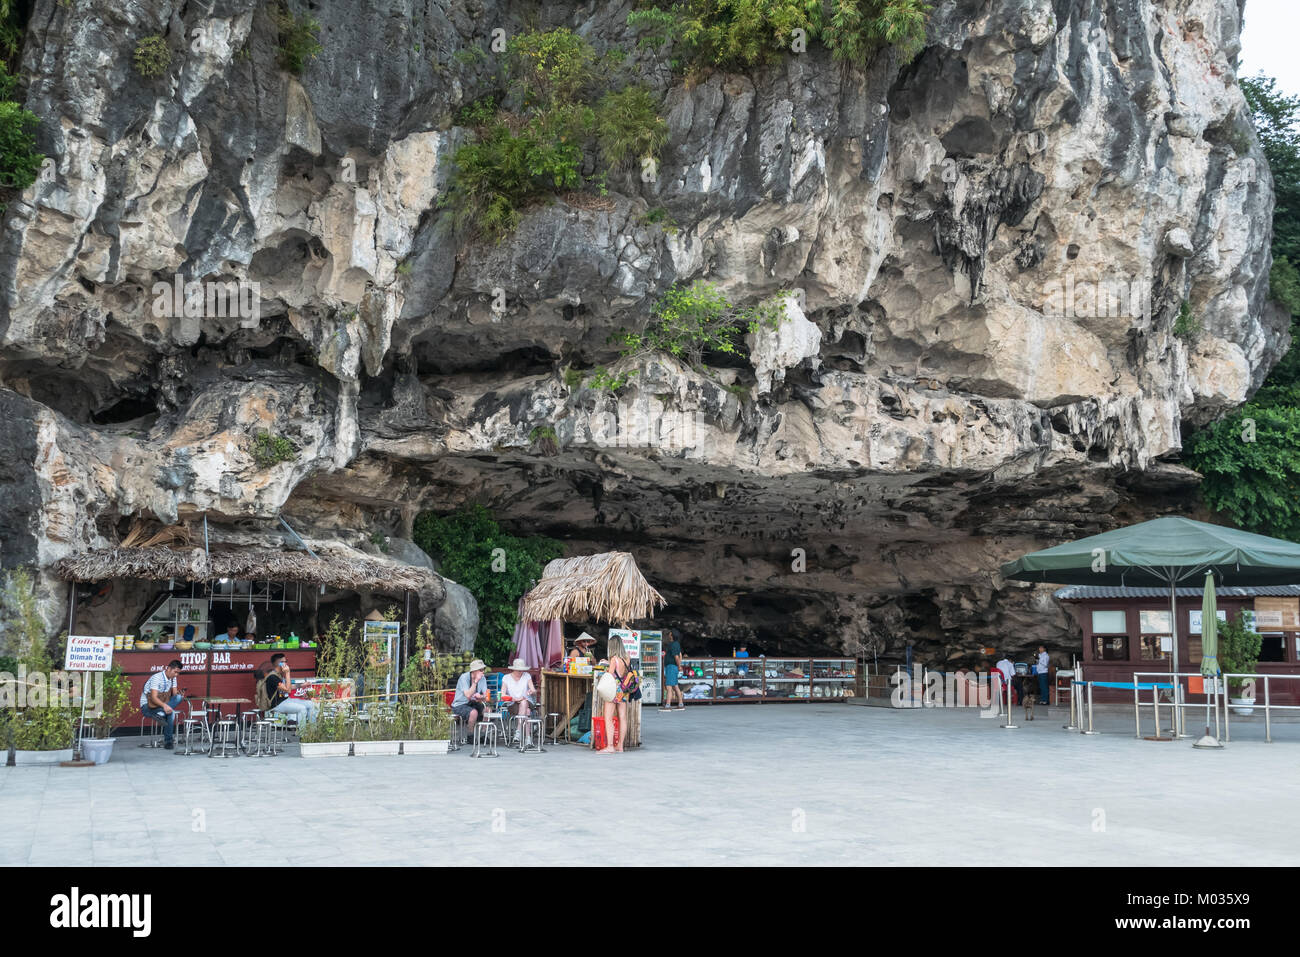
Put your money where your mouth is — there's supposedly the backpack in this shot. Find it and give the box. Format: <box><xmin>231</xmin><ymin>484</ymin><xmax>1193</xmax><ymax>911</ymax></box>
<box><xmin>619</xmin><ymin>666</ymin><xmax>642</xmax><ymax>700</ymax></box>
<box><xmin>255</xmin><ymin>673</ymin><xmax>274</xmax><ymax>711</ymax></box>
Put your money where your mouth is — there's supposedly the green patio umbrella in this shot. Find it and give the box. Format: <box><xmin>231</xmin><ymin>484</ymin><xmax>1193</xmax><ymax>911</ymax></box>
<box><xmin>1001</xmin><ymin>516</ymin><xmax>1300</xmax><ymax>735</ymax></box>
<box><xmin>1194</xmin><ymin>571</ymin><xmax>1223</xmax><ymax>749</ymax></box>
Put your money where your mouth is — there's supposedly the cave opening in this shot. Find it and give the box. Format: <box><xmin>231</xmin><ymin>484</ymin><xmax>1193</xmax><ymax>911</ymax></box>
<box><xmin>91</xmin><ymin>395</ymin><xmax>158</xmax><ymax>425</ymax></box>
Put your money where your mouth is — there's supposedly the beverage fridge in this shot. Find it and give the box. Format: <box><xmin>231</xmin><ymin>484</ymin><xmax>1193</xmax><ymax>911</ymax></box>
<box><xmin>639</xmin><ymin>632</ymin><xmax>663</xmax><ymax>705</ymax></box>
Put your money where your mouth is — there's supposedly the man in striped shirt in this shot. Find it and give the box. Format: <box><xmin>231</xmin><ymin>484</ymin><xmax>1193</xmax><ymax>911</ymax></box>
<box><xmin>140</xmin><ymin>660</ymin><xmax>185</xmax><ymax>750</ymax></box>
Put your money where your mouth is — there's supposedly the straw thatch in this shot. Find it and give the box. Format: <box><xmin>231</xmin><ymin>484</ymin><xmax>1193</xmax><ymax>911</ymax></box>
<box><xmin>521</xmin><ymin>551</ymin><xmax>665</xmax><ymax>625</ymax></box>
<box><xmin>50</xmin><ymin>546</ymin><xmax>437</xmax><ymax>592</ymax></box>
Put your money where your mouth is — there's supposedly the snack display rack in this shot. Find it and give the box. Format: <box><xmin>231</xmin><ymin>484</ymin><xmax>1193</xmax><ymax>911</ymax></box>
<box><xmin>678</xmin><ymin>657</ymin><xmax>856</xmax><ymax>704</ymax></box>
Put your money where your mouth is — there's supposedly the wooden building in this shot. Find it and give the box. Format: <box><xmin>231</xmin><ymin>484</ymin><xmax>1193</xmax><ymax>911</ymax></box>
<box><xmin>1057</xmin><ymin>584</ymin><xmax>1300</xmax><ymax>703</ymax></box>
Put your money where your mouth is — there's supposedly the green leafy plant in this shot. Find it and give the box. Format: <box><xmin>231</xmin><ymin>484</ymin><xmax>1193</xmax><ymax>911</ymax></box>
<box><xmin>562</xmin><ymin>366</ymin><xmax>584</xmax><ymax>388</ymax></box>
<box><xmin>1173</xmin><ymin>300</ymin><xmax>1200</xmax><ymax>338</ymax></box>
<box><xmin>628</xmin><ymin>0</ymin><xmax>930</xmax><ymax>71</ymax></box>
<box><xmin>443</xmin><ymin>28</ymin><xmax>666</xmax><ymax>241</ymax></box>
<box><xmin>642</xmin><ymin>206</ymin><xmax>679</xmax><ymax>232</ymax></box>
<box><xmin>618</xmin><ymin>281</ymin><xmax>789</xmax><ymax>369</ymax></box>
<box><xmin>133</xmin><ymin>35</ymin><xmax>172</xmax><ymax>78</ymax></box>
<box><xmin>251</xmin><ymin>431</ymin><xmax>297</xmax><ymax>468</ymax></box>
<box><xmin>369</xmin><ymin>530</ymin><xmax>389</xmax><ymax>553</ymax></box>
<box><xmin>84</xmin><ymin>663</ymin><xmax>131</xmax><ymax>738</ymax></box>
<box><xmin>1217</xmin><ymin>613</ymin><xmax>1262</xmax><ymax>694</ymax></box>
<box><xmin>298</xmin><ymin>703</ymin><xmax>351</xmax><ymax>743</ymax></box>
<box><xmin>587</xmin><ymin>366</ymin><xmax>637</xmax><ymax>392</ymax></box>
<box><xmin>272</xmin><ymin>4</ymin><xmax>322</xmax><ymax>75</ymax></box>
<box><xmin>11</xmin><ymin>703</ymin><xmax>74</xmax><ymax>750</ymax></box>
<box><xmin>395</xmin><ymin>260</ymin><xmax>413</xmax><ymax>277</ymax></box>
<box><xmin>315</xmin><ymin>615</ymin><xmax>361</xmax><ymax>681</ymax></box>
<box><xmin>413</xmin><ymin>505</ymin><xmax>563</xmax><ymax>666</ymax></box>
<box><xmin>0</xmin><ymin>100</ymin><xmax>43</xmax><ymax>190</ymax></box>
<box><xmin>595</xmin><ymin>86</ymin><xmax>668</xmax><ymax>168</ymax></box>
<box><xmin>529</xmin><ymin>424</ymin><xmax>560</xmax><ymax>456</ymax></box>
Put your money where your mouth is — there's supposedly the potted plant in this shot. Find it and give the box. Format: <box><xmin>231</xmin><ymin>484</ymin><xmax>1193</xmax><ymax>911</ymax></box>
<box><xmin>1218</xmin><ymin>614</ymin><xmax>1262</xmax><ymax>715</ymax></box>
<box><xmin>352</xmin><ymin>703</ymin><xmax>401</xmax><ymax>755</ymax></box>
<box><xmin>298</xmin><ymin>703</ymin><xmax>352</xmax><ymax>757</ymax></box>
<box><xmin>399</xmin><ymin>699</ymin><xmax>451</xmax><ymax>755</ymax></box>
<box><xmin>79</xmin><ymin>664</ymin><xmax>131</xmax><ymax>765</ymax></box>
<box><xmin>11</xmin><ymin>704</ymin><xmax>76</xmax><ymax>765</ymax></box>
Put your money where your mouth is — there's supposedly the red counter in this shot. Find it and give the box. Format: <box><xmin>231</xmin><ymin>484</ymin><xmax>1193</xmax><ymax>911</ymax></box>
<box><xmin>117</xmin><ymin>649</ymin><xmax>317</xmax><ymax>730</ymax></box>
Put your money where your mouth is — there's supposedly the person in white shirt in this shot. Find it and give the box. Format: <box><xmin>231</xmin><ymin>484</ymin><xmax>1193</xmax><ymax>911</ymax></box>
<box><xmin>994</xmin><ymin>654</ymin><xmax>1014</xmax><ymax>706</ymax></box>
<box><xmin>1035</xmin><ymin>646</ymin><xmax>1051</xmax><ymax>705</ymax></box>
<box><xmin>501</xmin><ymin>659</ymin><xmax>537</xmax><ymax>742</ymax></box>
<box><xmin>140</xmin><ymin>660</ymin><xmax>185</xmax><ymax>749</ymax></box>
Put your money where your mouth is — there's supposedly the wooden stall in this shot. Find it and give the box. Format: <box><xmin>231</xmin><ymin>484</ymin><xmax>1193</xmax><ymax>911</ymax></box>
<box><xmin>524</xmin><ymin>552</ymin><xmax>664</xmax><ymax>750</ymax></box>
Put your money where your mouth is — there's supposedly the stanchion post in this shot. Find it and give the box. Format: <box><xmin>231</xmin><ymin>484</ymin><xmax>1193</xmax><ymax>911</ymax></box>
<box><xmin>1132</xmin><ymin>679</ymin><xmax>1140</xmax><ymax>738</ymax></box>
<box><xmin>1265</xmin><ymin>675</ymin><xmax>1271</xmax><ymax>744</ymax></box>
<box><xmin>1152</xmin><ymin>683</ymin><xmax>1162</xmax><ymax>740</ymax></box>
<box><xmin>1001</xmin><ymin>673</ymin><xmax>1017</xmax><ymax>729</ymax></box>
<box><xmin>1062</xmin><ymin>678</ymin><xmax>1079</xmax><ymax>731</ymax></box>
<box><xmin>1081</xmin><ymin>681</ymin><xmax>1099</xmax><ymax>734</ymax></box>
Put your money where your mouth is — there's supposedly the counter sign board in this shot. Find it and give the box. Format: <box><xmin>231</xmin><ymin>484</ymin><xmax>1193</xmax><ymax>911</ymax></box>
<box><xmin>65</xmin><ymin>635</ymin><xmax>114</xmax><ymax>672</ymax></box>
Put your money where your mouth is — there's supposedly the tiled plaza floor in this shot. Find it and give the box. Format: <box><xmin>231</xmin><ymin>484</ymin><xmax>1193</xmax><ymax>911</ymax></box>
<box><xmin>1</xmin><ymin>703</ymin><xmax>1295</xmax><ymax>866</ymax></box>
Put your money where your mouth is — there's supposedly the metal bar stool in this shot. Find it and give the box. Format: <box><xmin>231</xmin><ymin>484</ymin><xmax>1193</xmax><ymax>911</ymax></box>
<box><xmin>239</xmin><ymin>709</ymin><xmax>262</xmax><ymax>753</ymax></box>
<box><xmin>545</xmin><ymin>712</ymin><xmax>565</xmax><ymax>745</ymax></box>
<box><xmin>517</xmin><ymin>715</ymin><xmax>544</xmax><ymax>753</ymax></box>
<box><xmin>208</xmin><ymin>717</ymin><xmax>239</xmax><ymax>758</ymax></box>
<box><xmin>177</xmin><ymin>713</ymin><xmax>212</xmax><ymax>755</ymax></box>
<box><xmin>470</xmin><ymin>720</ymin><xmax>498</xmax><ymax>758</ymax></box>
<box><xmin>447</xmin><ymin>713</ymin><xmax>463</xmax><ymax>752</ymax></box>
<box><xmin>248</xmin><ymin>719</ymin><xmax>277</xmax><ymax>757</ymax></box>
<box><xmin>262</xmin><ymin>712</ymin><xmax>289</xmax><ymax>754</ymax></box>
<box><xmin>138</xmin><ymin>710</ymin><xmax>165</xmax><ymax>748</ymax></box>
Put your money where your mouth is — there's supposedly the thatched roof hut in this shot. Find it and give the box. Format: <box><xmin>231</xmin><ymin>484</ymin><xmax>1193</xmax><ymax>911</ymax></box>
<box><xmin>522</xmin><ymin>551</ymin><xmax>665</xmax><ymax>624</ymax></box>
<box><xmin>51</xmin><ymin>546</ymin><xmax>438</xmax><ymax>593</ymax></box>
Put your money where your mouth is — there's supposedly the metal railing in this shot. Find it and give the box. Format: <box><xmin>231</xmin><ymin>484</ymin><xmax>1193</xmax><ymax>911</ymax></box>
<box><xmin>1221</xmin><ymin>672</ymin><xmax>1300</xmax><ymax>743</ymax></box>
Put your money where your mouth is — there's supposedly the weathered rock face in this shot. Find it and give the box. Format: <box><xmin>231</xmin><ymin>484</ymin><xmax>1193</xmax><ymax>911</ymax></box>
<box><xmin>0</xmin><ymin>0</ymin><xmax>1286</xmax><ymax>664</ymax></box>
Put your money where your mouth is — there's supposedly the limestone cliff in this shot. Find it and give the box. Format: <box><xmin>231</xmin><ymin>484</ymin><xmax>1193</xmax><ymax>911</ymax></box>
<box><xmin>0</xmin><ymin>0</ymin><xmax>1286</xmax><ymax>663</ymax></box>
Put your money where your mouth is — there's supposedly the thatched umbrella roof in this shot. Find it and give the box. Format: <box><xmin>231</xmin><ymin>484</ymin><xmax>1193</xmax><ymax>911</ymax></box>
<box><xmin>51</xmin><ymin>546</ymin><xmax>437</xmax><ymax>593</ymax></box>
<box><xmin>522</xmin><ymin>551</ymin><xmax>665</xmax><ymax>624</ymax></box>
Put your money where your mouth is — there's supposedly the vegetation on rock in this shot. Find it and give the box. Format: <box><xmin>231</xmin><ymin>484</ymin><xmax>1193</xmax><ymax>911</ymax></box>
<box><xmin>252</xmin><ymin>431</ymin><xmax>298</xmax><ymax>468</ymax></box>
<box><xmin>628</xmin><ymin>0</ymin><xmax>930</xmax><ymax>71</ymax></box>
<box><xmin>444</xmin><ymin>28</ymin><xmax>667</xmax><ymax>241</ymax></box>
<box><xmin>133</xmin><ymin>35</ymin><xmax>171</xmax><ymax>78</ymax></box>
<box><xmin>273</xmin><ymin>4</ymin><xmax>322</xmax><ymax>75</ymax></box>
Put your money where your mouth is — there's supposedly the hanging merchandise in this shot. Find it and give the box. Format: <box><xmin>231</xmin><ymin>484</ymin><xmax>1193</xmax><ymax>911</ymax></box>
<box><xmin>246</xmin><ymin>605</ymin><xmax>257</xmax><ymax>636</ymax></box>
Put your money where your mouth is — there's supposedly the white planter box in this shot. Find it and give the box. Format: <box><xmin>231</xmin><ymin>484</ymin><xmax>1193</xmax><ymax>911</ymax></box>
<box><xmin>299</xmin><ymin>741</ymin><xmax>351</xmax><ymax>758</ymax></box>
<box><xmin>1230</xmin><ymin>697</ymin><xmax>1256</xmax><ymax>716</ymax></box>
<box><xmin>80</xmin><ymin>738</ymin><xmax>116</xmax><ymax>765</ymax></box>
<box><xmin>352</xmin><ymin>741</ymin><xmax>400</xmax><ymax>756</ymax></box>
<box><xmin>400</xmin><ymin>740</ymin><xmax>449</xmax><ymax>755</ymax></box>
<box><xmin>14</xmin><ymin>748</ymin><xmax>74</xmax><ymax>766</ymax></box>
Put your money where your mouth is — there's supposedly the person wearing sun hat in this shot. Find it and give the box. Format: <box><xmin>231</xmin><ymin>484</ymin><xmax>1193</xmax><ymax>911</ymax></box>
<box><xmin>451</xmin><ymin>658</ymin><xmax>490</xmax><ymax>738</ymax></box>
<box><xmin>501</xmin><ymin>658</ymin><xmax>538</xmax><ymax>741</ymax></box>
<box><xmin>570</xmin><ymin>634</ymin><xmax>597</xmax><ymax>660</ymax></box>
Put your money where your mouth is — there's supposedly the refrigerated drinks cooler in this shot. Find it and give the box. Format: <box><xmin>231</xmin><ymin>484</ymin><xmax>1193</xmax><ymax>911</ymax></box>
<box><xmin>639</xmin><ymin>633</ymin><xmax>662</xmax><ymax>705</ymax></box>
<box><xmin>609</xmin><ymin>628</ymin><xmax>663</xmax><ymax>705</ymax></box>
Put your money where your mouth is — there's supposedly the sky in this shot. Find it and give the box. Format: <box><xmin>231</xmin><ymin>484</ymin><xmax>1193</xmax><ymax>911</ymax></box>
<box><xmin>1240</xmin><ymin>0</ymin><xmax>1300</xmax><ymax>97</ymax></box>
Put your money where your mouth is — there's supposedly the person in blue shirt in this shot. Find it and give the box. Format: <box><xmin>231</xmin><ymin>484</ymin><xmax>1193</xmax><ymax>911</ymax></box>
<box><xmin>735</xmin><ymin>644</ymin><xmax>749</xmax><ymax>676</ymax></box>
<box><xmin>451</xmin><ymin>659</ymin><xmax>489</xmax><ymax>740</ymax></box>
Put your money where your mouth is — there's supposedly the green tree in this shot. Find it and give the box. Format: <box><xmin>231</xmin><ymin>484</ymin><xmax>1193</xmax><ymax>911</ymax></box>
<box><xmin>412</xmin><ymin>506</ymin><xmax>564</xmax><ymax>666</ymax></box>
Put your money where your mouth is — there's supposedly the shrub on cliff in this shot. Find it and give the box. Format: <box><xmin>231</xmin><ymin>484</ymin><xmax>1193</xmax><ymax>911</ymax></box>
<box><xmin>628</xmin><ymin>0</ymin><xmax>930</xmax><ymax>71</ymax></box>
<box><xmin>273</xmin><ymin>4</ymin><xmax>322</xmax><ymax>75</ymax></box>
<box><xmin>444</xmin><ymin>28</ymin><xmax>668</xmax><ymax>241</ymax></box>
<box><xmin>0</xmin><ymin>100</ymin><xmax>41</xmax><ymax>190</ymax></box>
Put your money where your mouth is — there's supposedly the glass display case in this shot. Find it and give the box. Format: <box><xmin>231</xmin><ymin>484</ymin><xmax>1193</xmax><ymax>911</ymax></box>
<box><xmin>672</xmin><ymin>657</ymin><xmax>858</xmax><ymax>704</ymax></box>
<box><xmin>679</xmin><ymin>658</ymin><xmax>714</xmax><ymax>703</ymax></box>
<box><xmin>713</xmin><ymin>657</ymin><xmax>763</xmax><ymax>702</ymax></box>
<box><xmin>763</xmin><ymin>659</ymin><xmax>809</xmax><ymax>700</ymax></box>
<box><xmin>812</xmin><ymin>658</ymin><xmax>856</xmax><ymax>699</ymax></box>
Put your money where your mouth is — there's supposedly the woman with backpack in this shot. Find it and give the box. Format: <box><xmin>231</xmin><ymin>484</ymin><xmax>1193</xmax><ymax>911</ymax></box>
<box><xmin>595</xmin><ymin>636</ymin><xmax>637</xmax><ymax>753</ymax></box>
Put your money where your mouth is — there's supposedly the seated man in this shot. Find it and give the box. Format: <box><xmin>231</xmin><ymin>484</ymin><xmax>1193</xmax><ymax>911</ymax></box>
<box><xmin>451</xmin><ymin>659</ymin><xmax>490</xmax><ymax>740</ymax></box>
<box><xmin>261</xmin><ymin>653</ymin><xmax>318</xmax><ymax>725</ymax></box>
<box><xmin>140</xmin><ymin>659</ymin><xmax>185</xmax><ymax>750</ymax></box>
